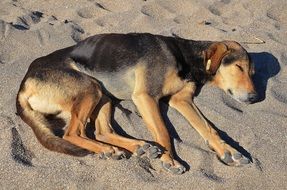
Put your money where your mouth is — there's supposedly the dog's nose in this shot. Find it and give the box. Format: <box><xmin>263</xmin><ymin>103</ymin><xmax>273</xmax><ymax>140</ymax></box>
<box><xmin>247</xmin><ymin>92</ymin><xmax>258</xmax><ymax>103</ymax></box>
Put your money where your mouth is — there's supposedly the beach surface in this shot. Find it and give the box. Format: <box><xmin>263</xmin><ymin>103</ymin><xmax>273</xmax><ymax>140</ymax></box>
<box><xmin>0</xmin><ymin>0</ymin><xmax>286</xmax><ymax>189</ymax></box>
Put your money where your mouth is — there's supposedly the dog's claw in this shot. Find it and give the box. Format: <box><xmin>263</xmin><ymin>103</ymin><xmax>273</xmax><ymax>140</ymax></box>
<box><xmin>105</xmin><ymin>152</ymin><xmax>112</xmax><ymax>157</ymax></box>
<box><xmin>136</xmin><ymin>147</ymin><xmax>145</xmax><ymax>156</ymax></box>
<box><xmin>142</xmin><ymin>143</ymin><xmax>151</xmax><ymax>150</ymax></box>
<box><xmin>99</xmin><ymin>152</ymin><xmax>107</xmax><ymax>160</ymax></box>
<box><xmin>161</xmin><ymin>161</ymin><xmax>186</xmax><ymax>175</ymax></box>
<box><xmin>112</xmin><ymin>153</ymin><xmax>126</xmax><ymax>160</ymax></box>
<box><xmin>233</xmin><ymin>152</ymin><xmax>242</xmax><ymax>159</ymax></box>
<box><xmin>99</xmin><ymin>149</ymin><xmax>127</xmax><ymax>160</ymax></box>
<box><xmin>219</xmin><ymin>151</ymin><xmax>250</xmax><ymax>166</ymax></box>
<box><xmin>135</xmin><ymin>143</ymin><xmax>162</xmax><ymax>159</ymax></box>
<box><xmin>221</xmin><ymin>152</ymin><xmax>233</xmax><ymax>164</ymax></box>
<box><xmin>162</xmin><ymin>162</ymin><xmax>171</xmax><ymax>169</ymax></box>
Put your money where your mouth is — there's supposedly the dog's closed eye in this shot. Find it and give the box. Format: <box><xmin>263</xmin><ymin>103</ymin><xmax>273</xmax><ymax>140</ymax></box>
<box><xmin>235</xmin><ymin>64</ymin><xmax>244</xmax><ymax>72</ymax></box>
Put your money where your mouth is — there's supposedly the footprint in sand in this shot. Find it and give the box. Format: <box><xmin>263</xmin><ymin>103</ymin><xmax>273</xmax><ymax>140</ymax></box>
<box><xmin>267</xmin><ymin>32</ymin><xmax>287</xmax><ymax>45</ymax></box>
<box><xmin>36</xmin><ymin>29</ymin><xmax>50</xmax><ymax>46</ymax></box>
<box><xmin>208</xmin><ymin>5</ymin><xmax>221</xmax><ymax>16</ymax></box>
<box><xmin>199</xmin><ymin>168</ymin><xmax>225</xmax><ymax>183</ymax></box>
<box><xmin>141</xmin><ymin>4</ymin><xmax>173</xmax><ymax>19</ymax></box>
<box><xmin>95</xmin><ymin>15</ymin><xmax>120</xmax><ymax>28</ymax></box>
<box><xmin>94</xmin><ymin>0</ymin><xmax>132</xmax><ymax>12</ymax></box>
<box><xmin>95</xmin><ymin>2</ymin><xmax>111</xmax><ymax>12</ymax></box>
<box><xmin>51</xmin><ymin>19</ymin><xmax>85</xmax><ymax>42</ymax></box>
<box><xmin>267</xmin><ymin>4</ymin><xmax>287</xmax><ymax>26</ymax></box>
<box><xmin>207</xmin><ymin>1</ymin><xmax>228</xmax><ymax>16</ymax></box>
<box><xmin>208</xmin><ymin>0</ymin><xmax>235</xmax><ymax>16</ymax></box>
<box><xmin>13</xmin><ymin>11</ymin><xmax>43</xmax><ymax>30</ymax></box>
<box><xmin>221</xmin><ymin>0</ymin><xmax>231</xmax><ymax>4</ymax></box>
<box><xmin>280</xmin><ymin>53</ymin><xmax>287</xmax><ymax>66</ymax></box>
<box><xmin>77</xmin><ymin>7</ymin><xmax>99</xmax><ymax>19</ymax></box>
<box><xmin>68</xmin><ymin>21</ymin><xmax>85</xmax><ymax>42</ymax></box>
<box><xmin>77</xmin><ymin>4</ymin><xmax>109</xmax><ymax>19</ymax></box>
<box><xmin>209</xmin><ymin>1</ymin><xmax>253</xmax><ymax>26</ymax></box>
<box><xmin>271</xmin><ymin>84</ymin><xmax>287</xmax><ymax>104</ymax></box>
<box><xmin>0</xmin><ymin>20</ymin><xmax>10</xmax><ymax>40</ymax></box>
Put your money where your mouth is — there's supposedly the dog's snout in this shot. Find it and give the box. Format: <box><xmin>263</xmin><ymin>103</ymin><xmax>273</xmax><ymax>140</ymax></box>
<box><xmin>247</xmin><ymin>92</ymin><xmax>257</xmax><ymax>103</ymax></box>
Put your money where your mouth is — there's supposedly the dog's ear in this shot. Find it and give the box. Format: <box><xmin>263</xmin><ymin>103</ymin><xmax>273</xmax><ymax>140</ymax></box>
<box><xmin>204</xmin><ymin>42</ymin><xmax>230</xmax><ymax>74</ymax></box>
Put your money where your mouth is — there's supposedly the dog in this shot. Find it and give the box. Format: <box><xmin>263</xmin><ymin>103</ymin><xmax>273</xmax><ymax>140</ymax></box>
<box><xmin>16</xmin><ymin>33</ymin><xmax>257</xmax><ymax>174</ymax></box>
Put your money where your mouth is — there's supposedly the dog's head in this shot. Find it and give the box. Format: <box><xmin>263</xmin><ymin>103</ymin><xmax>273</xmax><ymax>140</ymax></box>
<box><xmin>204</xmin><ymin>41</ymin><xmax>257</xmax><ymax>103</ymax></box>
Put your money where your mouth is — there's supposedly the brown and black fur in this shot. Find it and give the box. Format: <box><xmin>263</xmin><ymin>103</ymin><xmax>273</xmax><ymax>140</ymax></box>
<box><xmin>16</xmin><ymin>33</ymin><xmax>257</xmax><ymax>174</ymax></box>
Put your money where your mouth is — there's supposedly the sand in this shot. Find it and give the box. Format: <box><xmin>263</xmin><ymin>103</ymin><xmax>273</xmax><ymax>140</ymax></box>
<box><xmin>0</xmin><ymin>0</ymin><xmax>286</xmax><ymax>189</ymax></box>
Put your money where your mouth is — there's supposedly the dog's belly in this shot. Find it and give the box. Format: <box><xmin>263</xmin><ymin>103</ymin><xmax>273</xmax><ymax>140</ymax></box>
<box><xmin>70</xmin><ymin>61</ymin><xmax>135</xmax><ymax>100</ymax></box>
<box><xmin>93</xmin><ymin>69</ymin><xmax>135</xmax><ymax>100</ymax></box>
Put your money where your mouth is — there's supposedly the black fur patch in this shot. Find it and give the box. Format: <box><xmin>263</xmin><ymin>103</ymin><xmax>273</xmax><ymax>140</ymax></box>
<box><xmin>70</xmin><ymin>33</ymin><xmax>151</xmax><ymax>72</ymax></box>
<box><xmin>166</xmin><ymin>37</ymin><xmax>212</xmax><ymax>84</ymax></box>
<box><xmin>222</xmin><ymin>50</ymin><xmax>249</xmax><ymax>65</ymax></box>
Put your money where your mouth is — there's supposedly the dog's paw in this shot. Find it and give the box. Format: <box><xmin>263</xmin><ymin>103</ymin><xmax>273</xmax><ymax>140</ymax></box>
<box><xmin>99</xmin><ymin>147</ymin><xmax>127</xmax><ymax>160</ymax></box>
<box><xmin>206</xmin><ymin>140</ymin><xmax>250</xmax><ymax>166</ymax></box>
<box><xmin>135</xmin><ymin>143</ymin><xmax>162</xmax><ymax>159</ymax></box>
<box><xmin>219</xmin><ymin>151</ymin><xmax>250</xmax><ymax>166</ymax></box>
<box><xmin>161</xmin><ymin>160</ymin><xmax>186</xmax><ymax>175</ymax></box>
<box><xmin>160</xmin><ymin>154</ymin><xmax>186</xmax><ymax>175</ymax></box>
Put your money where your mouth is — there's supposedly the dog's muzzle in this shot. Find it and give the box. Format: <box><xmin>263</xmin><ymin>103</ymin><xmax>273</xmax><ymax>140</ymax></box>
<box><xmin>246</xmin><ymin>92</ymin><xmax>258</xmax><ymax>103</ymax></box>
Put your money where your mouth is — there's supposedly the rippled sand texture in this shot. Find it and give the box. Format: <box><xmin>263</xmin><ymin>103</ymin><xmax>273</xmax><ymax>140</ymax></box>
<box><xmin>0</xmin><ymin>0</ymin><xmax>286</xmax><ymax>189</ymax></box>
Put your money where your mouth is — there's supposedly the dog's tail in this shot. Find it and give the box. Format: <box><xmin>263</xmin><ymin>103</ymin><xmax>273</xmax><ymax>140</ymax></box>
<box><xmin>16</xmin><ymin>91</ymin><xmax>90</xmax><ymax>157</ymax></box>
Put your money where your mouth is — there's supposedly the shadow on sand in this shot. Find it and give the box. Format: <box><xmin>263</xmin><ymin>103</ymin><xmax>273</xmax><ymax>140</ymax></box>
<box><xmin>250</xmin><ymin>52</ymin><xmax>280</xmax><ymax>102</ymax></box>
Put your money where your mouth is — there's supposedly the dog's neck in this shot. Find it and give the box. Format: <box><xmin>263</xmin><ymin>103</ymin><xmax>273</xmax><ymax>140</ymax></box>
<box><xmin>174</xmin><ymin>38</ymin><xmax>214</xmax><ymax>84</ymax></box>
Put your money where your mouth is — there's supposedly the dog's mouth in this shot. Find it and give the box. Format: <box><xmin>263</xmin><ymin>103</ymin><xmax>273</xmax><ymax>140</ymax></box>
<box><xmin>227</xmin><ymin>89</ymin><xmax>233</xmax><ymax>96</ymax></box>
<box><xmin>226</xmin><ymin>89</ymin><xmax>257</xmax><ymax>104</ymax></box>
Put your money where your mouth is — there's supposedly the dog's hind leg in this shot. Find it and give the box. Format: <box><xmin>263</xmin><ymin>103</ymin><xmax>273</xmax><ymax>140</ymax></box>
<box><xmin>63</xmin><ymin>82</ymin><xmax>126</xmax><ymax>160</ymax></box>
<box><xmin>169</xmin><ymin>83</ymin><xmax>251</xmax><ymax>166</ymax></box>
<box><xmin>92</xmin><ymin>95</ymin><xmax>162</xmax><ymax>159</ymax></box>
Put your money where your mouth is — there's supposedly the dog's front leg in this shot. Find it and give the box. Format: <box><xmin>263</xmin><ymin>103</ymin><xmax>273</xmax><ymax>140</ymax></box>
<box><xmin>132</xmin><ymin>93</ymin><xmax>186</xmax><ymax>174</ymax></box>
<box><xmin>169</xmin><ymin>84</ymin><xmax>250</xmax><ymax>166</ymax></box>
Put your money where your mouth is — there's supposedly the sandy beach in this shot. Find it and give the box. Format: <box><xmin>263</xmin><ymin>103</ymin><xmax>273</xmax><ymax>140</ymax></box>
<box><xmin>0</xmin><ymin>0</ymin><xmax>286</xmax><ymax>189</ymax></box>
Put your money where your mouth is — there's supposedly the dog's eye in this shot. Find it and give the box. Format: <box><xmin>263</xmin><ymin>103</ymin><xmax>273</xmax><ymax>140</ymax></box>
<box><xmin>236</xmin><ymin>64</ymin><xmax>244</xmax><ymax>72</ymax></box>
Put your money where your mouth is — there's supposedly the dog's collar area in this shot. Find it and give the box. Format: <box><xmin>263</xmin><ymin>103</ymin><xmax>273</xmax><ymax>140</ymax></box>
<box><xmin>204</xmin><ymin>58</ymin><xmax>217</xmax><ymax>77</ymax></box>
<box><xmin>203</xmin><ymin>51</ymin><xmax>217</xmax><ymax>76</ymax></box>
<box><xmin>203</xmin><ymin>42</ymin><xmax>231</xmax><ymax>76</ymax></box>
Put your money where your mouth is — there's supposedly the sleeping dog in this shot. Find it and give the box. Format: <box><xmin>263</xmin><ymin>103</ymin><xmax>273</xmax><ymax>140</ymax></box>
<box><xmin>16</xmin><ymin>33</ymin><xmax>256</xmax><ymax>174</ymax></box>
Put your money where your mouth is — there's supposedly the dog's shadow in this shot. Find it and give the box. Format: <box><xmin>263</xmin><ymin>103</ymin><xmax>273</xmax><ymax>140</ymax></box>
<box><xmin>250</xmin><ymin>52</ymin><xmax>280</xmax><ymax>101</ymax></box>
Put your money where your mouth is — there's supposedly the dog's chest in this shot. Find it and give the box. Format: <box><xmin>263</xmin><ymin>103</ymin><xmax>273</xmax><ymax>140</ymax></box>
<box><xmin>161</xmin><ymin>68</ymin><xmax>187</xmax><ymax>96</ymax></box>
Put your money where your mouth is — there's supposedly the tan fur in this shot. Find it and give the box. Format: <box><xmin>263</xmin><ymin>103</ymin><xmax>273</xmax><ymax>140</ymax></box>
<box><xmin>93</xmin><ymin>95</ymin><xmax>147</xmax><ymax>154</ymax></box>
<box><xmin>169</xmin><ymin>83</ymin><xmax>237</xmax><ymax>158</ymax></box>
<box><xmin>212</xmin><ymin>59</ymin><xmax>255</xmax><ymax>102</ymax></box>
<box><xmin>162</xmin><ymin>67</ymin><xmax>186</xmax><ymax>96</ymax></box>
